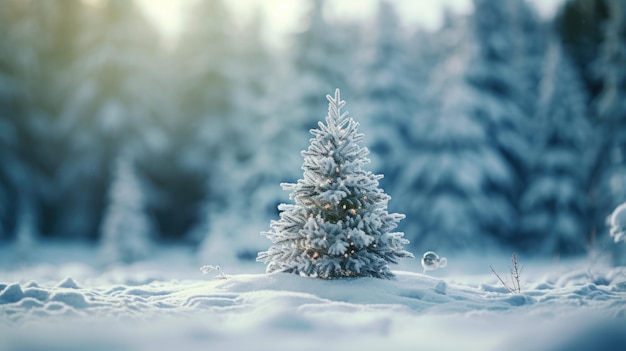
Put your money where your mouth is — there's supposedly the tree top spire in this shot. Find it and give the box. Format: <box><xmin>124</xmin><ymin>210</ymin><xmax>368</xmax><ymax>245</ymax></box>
<box><xmin>326</xmin><ymin>88</ymin><xmax>349</xmax><ymax>127</ymax></box>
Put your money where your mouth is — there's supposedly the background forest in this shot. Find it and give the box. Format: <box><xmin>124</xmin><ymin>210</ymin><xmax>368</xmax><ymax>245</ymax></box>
<box><xmin>1</xmin><ymin>0</ymin><xmax>625</xmax><ymax>265</ymax></box>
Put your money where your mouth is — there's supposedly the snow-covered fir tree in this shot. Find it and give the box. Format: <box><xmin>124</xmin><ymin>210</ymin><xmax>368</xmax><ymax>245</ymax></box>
<box><xmin>519</xmin><ymin>40</ymin><xmax>591</xmax><ymax>255</ymax></box>
<box><xmin>100</xmin><ymin>154</ymin><xmax>152</xmax><ymax>264</ymax></box>
<box><xmin>258</xmin><ymin>89</ymin><xmax>413</xmax><ymax>279</ymax></box>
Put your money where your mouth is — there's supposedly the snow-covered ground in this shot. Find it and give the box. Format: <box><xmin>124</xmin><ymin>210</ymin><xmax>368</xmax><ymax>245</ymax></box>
<box><xmin>1</xmin><ymin>243</ymin><xmax>625</xmax><ymax>351</ymax></box>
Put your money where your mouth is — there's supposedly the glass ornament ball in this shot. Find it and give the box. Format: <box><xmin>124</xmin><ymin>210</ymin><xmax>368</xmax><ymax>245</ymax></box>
<box><xmin>421</xmin><ymin>251</ymin><xmax>447</xmax><ymax>273</ymax></box>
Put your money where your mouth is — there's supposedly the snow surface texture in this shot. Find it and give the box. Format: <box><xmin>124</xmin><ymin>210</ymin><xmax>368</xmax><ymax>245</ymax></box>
<box><xmin>1</xmin><ymin>248</ymin><xmax>625</xmax><ymax>351</ymax></box>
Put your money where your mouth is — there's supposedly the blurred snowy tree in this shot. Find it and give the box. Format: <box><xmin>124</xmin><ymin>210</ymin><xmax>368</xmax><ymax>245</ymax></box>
<box><xmin>14</xmin><ymin>200</ymin><xmax>36</xmax><ymax>260</ymax></box>
<box><xmin>406</xmin><ymin>9</ymin><xmax>466</xmax><ymax>111</ymax></box>
<box><xmin>11</xmin><ymin>0</ymin><xmax>82</xmax><ymax>120</ymax></box>
<box><xmin>258</xmin><ymin>89</ymin><xmax>413</xmax><ymax>279</ymax></box>
<box><xmin>0</xmin><ymin>0</ymin><xmax>84</xmax><ymax>239</ymax></box>
<box><xmin>593</xmin><ymin>0</ymin><xmax>626</xmax><ymax>125</ymax></box>
<box><xmin>291</xmin><ymin>0</ymin><xmax>354</xmax><ymax>104</ymax></box>
<box><xmin>1</xmin><ymin>0</ymin><xmax>166</xmax><ymax>241</ymax></box>
<box><xmin>60</xmin><ymin>0</ymin><xmax>168</xmax><ymax>240</ymax></box>
<box><xmin>158</xmin><ymin>0</ymin><xmax>237</xmax><ymax>244</ymax></box>
<box><xmin>509</xmin><ymin>0</ymin><xmax>549</xmax><ymax>116</ymax></box>
<box><xmin>519</xmin><ymin>40</ymin><xmax>591</xmax><ymax>255</ymax></box>
<box><xmin>354</xmin><ymin>1</ymin><xmax>419</xmax><ymax>189</ymax></box>
<box><xmin>554</xmin><ymin>0</ymin><xmax>626</xmax><ymax>261</ymax></box>
<box><xmin>195</xmin><ymin>9</ymin><xmax>280</xmax><ymax>263</ymax></box>
<box><xmin>0</xmin><ymin>1</ymin><xmax>28</xmax><ymax>239</ymax></box>
<box><xmin>272</xmin><ymin>0</ymin><xmax>357</xmax><ymax>176</ymax></box>
<box><xmin>229</xmin><ymin>9</ymin><xmax>276</xmax><ymax>158</ymax></box>
<box><xmin>467</xmin><ymin>0</ymin><xmax>542</xmax><ymax>179</ymax></box>
<box><xmin>100</xmin><ymin>154</ymin><xmax>152</xmax><ymax>264</ymax></box>
<box><xmin>588</xmin><ymin>0</ymin><xmax>626</xmax><ymax>264</ymax></box>
<box><xmin>175</xmin><ymin>0</ymin><xmax>237</xmax><ymax>169</ymax></box>
<box><xmin>396</xmin><ymin>0</ymin><xmax>543</xmax><ymax>252</ymax></box>
<box><xmin>556</xmin><ymin>0</ymin><xmax>610</xmax><ymax>102</ymax></box>
<box><xmin>397</xmin><ymin>57</ymin><xmax>517</xmax><ymax>251</ymax></box>
<box><xmin>63</xmin><ymin>0</ymin><xmax>164</xmax><ymax>147</ymax></box>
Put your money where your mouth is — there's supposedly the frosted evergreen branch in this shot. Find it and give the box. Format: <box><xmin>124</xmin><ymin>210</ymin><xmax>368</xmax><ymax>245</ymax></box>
<box><xmin>326</xmin><ymin>88</ymin><xmax>348</xmax><ymax>126</ymax></box>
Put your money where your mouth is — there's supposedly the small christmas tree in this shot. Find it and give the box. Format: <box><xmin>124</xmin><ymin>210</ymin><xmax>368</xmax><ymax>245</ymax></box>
<box><xmin>257</xmin><ymin>89</ymin><xmax>413</xmax><ymax>279</ymax></box>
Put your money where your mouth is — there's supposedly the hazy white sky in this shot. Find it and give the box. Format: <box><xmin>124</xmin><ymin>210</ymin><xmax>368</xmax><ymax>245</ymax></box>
<box><xmin>137</xmin><ymin>0</ymin><xmax>564</xmax><ymax>46</ymax></box>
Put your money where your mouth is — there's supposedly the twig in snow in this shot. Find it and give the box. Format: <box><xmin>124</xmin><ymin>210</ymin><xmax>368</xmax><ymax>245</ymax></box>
<box><xmin>509</xmin><ymin>253</ymin><xmax>522</xmax><ymax>294</ymax></box>
<box><xmin>490</xmin><ymin>253</ymin><xmax>522</xmax><ymax>294</ymax></box>
<box><xmin>200</xmin><ymin>265</ymin><xmax>227</xmax><ymax>279</ymax></box>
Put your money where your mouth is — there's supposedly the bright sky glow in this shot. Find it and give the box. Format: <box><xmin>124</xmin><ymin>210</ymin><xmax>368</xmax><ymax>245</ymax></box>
<box><xmin>136</xmin><ymin>0</ymin><xmax>473</xmax><ymax>44</ymax></box>
<box><xmin>136</xmin><ymin>0</ymin><xmax>564</xmax><ymax>46</ymax></box>
<box><xmin>136</xmin><ymin>0</ymin><xmax>187</xmax><ymax>39</ymax></box>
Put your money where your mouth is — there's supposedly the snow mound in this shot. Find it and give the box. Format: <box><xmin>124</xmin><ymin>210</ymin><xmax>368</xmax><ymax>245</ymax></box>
<box><xmin>56</xmin><ymin>277</ymin><xmax>81</xmax><ymax>289</ymax></box>
<box><xmin>1</xmin><ymin>265</ymin><xmax>625</xmax><ymax>351</ymax></box>
<box><xmin>610</xmin><ymin>202</ymin><xmax>626</xmax><ymax>243</ymax></box>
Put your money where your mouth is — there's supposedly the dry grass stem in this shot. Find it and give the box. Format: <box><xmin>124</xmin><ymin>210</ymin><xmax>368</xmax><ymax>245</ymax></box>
<box><xmin>490</xmin><ymin>253</ymin><xmax>522</xmax><ymax>294</ymax></box>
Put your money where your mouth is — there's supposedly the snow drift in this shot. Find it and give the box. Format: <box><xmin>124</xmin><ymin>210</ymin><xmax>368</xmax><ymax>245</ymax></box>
<box><xmin>1</xmin><ymin>255</ymin><xmax>625</xmax><ymax>351</ymax></box>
